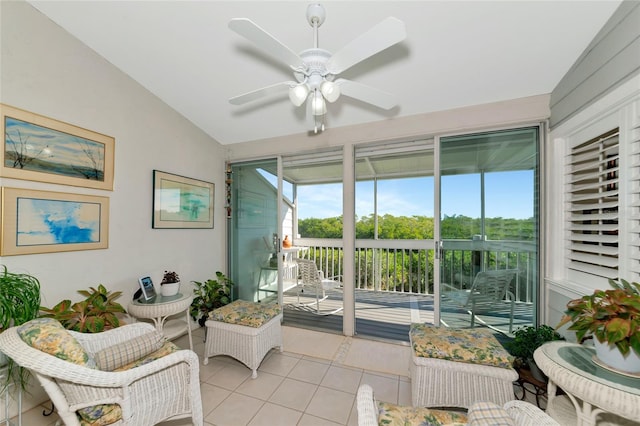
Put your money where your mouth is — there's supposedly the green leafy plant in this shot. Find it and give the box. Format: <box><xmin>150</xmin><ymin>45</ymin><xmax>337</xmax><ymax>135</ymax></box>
<box><xmin>506</xmin><ymin>325</ymin><xmax>564</xmax><ymax>364</ymax></box>
<box><xmin>0</xmin><ymin>265</ymin><xmax>41</xmax><ymax>391</ymax></box>
<box><xmin>556</xmin><ymin>278</ymin><xmax>640</xmax><ymax>356</ymax></box>
<box><xmin>40</xmin><ymin>284</ymin><xmax>126</xmax><ymax>333</ymax></box>
<box><xmin>161</xmin><ymin>271</ymin><xmax>180</xmax><ymax>284</ymax></box>
<box><xmin>190</xmin><ymin>271</ymin><xmax>234</xmax><ymax>327</ymax></box>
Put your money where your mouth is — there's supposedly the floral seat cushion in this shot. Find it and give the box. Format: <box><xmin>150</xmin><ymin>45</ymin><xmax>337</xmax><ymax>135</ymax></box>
<box><xmin>17</xmin><ymin>317</ymin><xmax>96</xmax><ymax>368</ymax></box>
<box><xmin>410</xmin><ymin>323</ymin><xmax>513</xmax><ymax>369</ymax></box>
<box><xmin>209</xmin><ymin>300</ymin><xmax>282</xmax><ymax>328</ymax></box>
<box><xmin>378</xmin><ymin>401</ymin><xmax>468</xmax><ymax>426</ymax></box>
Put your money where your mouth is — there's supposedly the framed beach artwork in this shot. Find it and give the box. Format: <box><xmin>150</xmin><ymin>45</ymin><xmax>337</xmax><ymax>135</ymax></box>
<box><xmin>0</xmin><ymin>104</ymin><xmax>115</xmax><ymax>190</ymax></box>
<box><xmin>0</xmin><ymin>187</ymin><xmax>109</xmax><ymax>256</ymax></box>
<box><xmin>153</xmin><ymin>170</ymin><xmax>214</xmax><ymax>229</ymax></box>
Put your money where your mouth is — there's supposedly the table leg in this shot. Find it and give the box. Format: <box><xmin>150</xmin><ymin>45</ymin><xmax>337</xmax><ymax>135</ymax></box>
<box><xmin>185</xmin><ymin>310</ymin><xmax>193</xmax><ymax>351</ymax></box>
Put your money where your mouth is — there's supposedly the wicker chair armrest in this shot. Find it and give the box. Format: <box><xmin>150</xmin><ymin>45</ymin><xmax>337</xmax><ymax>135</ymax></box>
<box><xmin>356</xmin><ymin>384</ymin><xmax>379</xmax><ymax>426</ymax></box>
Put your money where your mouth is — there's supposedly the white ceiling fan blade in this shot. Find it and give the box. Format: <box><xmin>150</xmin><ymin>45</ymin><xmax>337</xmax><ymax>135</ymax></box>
<box><xmin>326</xmin><ymin>17</ymin><xmax>406</xmax><ymax>75</ymax></box>
<box><xmin>336</xmin><ymin>79</ymin><xmax>397</xmax><ymax>110</ymax></box>
<box><xmin>229</xmin><ymin>81</ymin><xmax>295</xmax><ymax>105</ymax></box>
<box><xmin>229</xmin><ymin>18</ymin><xmax>305</xmax><ymax>70</ymax></box>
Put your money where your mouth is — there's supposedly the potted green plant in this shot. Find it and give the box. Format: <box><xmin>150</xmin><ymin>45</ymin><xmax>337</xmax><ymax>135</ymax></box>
<box><xmin>0</xmin><ymin>265</ymin><xmax>41</xmax><ymax>390</ymax></box>
<box><xmin>556</xmin><ymin>278</ymin><xmax>640</xmax><ymax>373</ymax></box>
<box><xmin>190</xmin><ymin>271</ymin><xmax>234</xmax><ymax>327</ymax></box>
<box><xmin>506</xmin><ymin>324</ymin><xmax>563</xmax><ymax>382</ymax></box>
<box><xmin>161</xmin><ymin>270</ymin><xmax>181</xmax><ymax>297</ymax></box>
<box><xmin>40</xmin><ymin>284</ymin><xmax>126</xmax><ymax>333</ymax></box>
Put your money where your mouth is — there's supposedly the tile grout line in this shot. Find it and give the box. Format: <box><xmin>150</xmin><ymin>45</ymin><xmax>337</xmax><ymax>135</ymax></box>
<box><xmin>333</xmin><ymin>336</ymin><xmax>352</xmax><ymax>364</ymax></box>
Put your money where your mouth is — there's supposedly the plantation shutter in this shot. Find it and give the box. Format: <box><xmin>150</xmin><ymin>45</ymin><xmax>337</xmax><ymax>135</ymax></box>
<box><xmin>567</xmin><ymin>128</ymin><xmax>619</xmax><ymax>278</ymax></box>
<box><xmin>629</xmin><ymin>116</ymin><xmax>640</xmax><ymax>276</ymax></box>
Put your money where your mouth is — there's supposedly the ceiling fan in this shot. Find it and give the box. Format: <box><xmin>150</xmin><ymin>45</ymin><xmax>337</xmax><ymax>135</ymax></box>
<box><xmin>228</xmin><ymin>3</ymin><xmax>406</xmax><ymax>133</ymax></box>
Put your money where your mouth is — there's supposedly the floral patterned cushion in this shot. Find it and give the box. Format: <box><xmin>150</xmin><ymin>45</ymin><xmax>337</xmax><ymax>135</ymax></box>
<box><xmin>378</xmin><ymin>401</ymin><xmax>468</xmax><ymax>426</ymax></box>
<box><xmin>17</xmin><ymin>318</ymin><xmax>96</xmax><ymax>368</ymax></box>
<box><xmin>209</xmin><ymin>300</ymin><xmax>282</xmax><ymax>327</ymax></box>
<box><xmin>78</xmin><ymin>405</ymin><xmax>122</xmax><ymax>426</ymax></box>
<box><xmin>410</xmin><ymin>324</ymin><xmax>513</xmax><ymax>369</ymax></box>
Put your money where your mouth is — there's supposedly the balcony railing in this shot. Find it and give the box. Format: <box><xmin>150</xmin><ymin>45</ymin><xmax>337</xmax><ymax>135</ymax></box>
<box><xmin>295</xmin><ymin>237</ymin><xmax>537</xmax><ymax>304</ymax></box>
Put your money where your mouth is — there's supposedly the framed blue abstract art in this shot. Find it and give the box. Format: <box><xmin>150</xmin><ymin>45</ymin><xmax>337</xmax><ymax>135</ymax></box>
<box><xmin>0</xmin><ymin>187</ymin><xmax>109</xmax><ymax>255</ymax></box>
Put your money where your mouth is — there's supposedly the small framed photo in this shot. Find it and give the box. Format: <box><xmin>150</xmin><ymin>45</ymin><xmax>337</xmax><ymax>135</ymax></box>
<box><xmin>137</xmin><ymin>276</ymin><xmax>157</xmax><ymax>301</ymax></box>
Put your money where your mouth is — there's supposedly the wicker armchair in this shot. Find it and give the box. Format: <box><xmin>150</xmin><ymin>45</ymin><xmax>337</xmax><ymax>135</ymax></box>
<box><xmin>0</xmin><ymin>320</ymin><xmax>203</xmax><ymax>425</ymax></box>
<box><xmin>356</xmin><ymin>384</ymin><xmax>559</xmax><ymax>426</ymax></box>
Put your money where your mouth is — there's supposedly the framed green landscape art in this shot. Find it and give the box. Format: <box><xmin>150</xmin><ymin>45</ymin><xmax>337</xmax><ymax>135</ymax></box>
<box><xmin>0</xmin><ymin>104</ymin><xmax>115</xmax><ymax>190</ymax></box>
<box><xmin>153</xmin><ymin>170</ymin><xmax>215</xmax><ymax>229</ymax></box>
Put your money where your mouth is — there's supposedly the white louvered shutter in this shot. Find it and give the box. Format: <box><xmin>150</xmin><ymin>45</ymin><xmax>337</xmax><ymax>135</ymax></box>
<box><xmin>567</xmin><ymin>129</ymin><xmax>619</xmax><ymax>278</ymax></box>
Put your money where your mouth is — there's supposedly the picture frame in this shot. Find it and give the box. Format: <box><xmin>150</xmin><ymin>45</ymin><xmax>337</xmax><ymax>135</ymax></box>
<box><xmin>0</xmin><ymin>103</ymin><xmax>115</xmax><ymax>190</ymax></box>
<box><xmin>0</xmin><ymin>187</ymin><xmax>109</xmax><ymax>256</ymax></box>
<box><xmin>153</xmin><ymin>170</ymin><xmax>214</xmax><ymax>229</ymax></box>
<box><xmin>137</xmin><ymin>276</ymin><xmax>157</xmax><ymax>301</ymax></box>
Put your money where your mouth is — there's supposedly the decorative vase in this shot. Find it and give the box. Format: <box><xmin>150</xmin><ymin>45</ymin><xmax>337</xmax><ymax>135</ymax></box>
<box><xmin>593</xmin><ymin>338</ymin><xmax>640</xmax><ymax>374</ymax></box>
<box><xmin>527</xmin><ymin>359</ymin><xmax>548</xmax><ymax>383</ymax></box>
<box><xmin>161</xmin><ymin>282</ymin><xmax>180</xmax><ymax>297</ymax></box>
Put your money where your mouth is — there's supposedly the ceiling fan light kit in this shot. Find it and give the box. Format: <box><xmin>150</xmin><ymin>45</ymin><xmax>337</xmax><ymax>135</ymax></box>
<box><xmin>229</xmin><ymin>3</ymin><xmax>406</xmax><ymax>134</ymax></box>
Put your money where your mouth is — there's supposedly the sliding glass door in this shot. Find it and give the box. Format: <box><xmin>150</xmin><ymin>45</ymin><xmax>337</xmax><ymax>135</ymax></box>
<box><xmin>438</xmin><ymin>128</ymin><xmax>539</xmax><ymax>333</ymax></box>
<box><xmin>229</xmin><ymin>159</ymin><xmax>283</xmax><ymax>303</ymax></box>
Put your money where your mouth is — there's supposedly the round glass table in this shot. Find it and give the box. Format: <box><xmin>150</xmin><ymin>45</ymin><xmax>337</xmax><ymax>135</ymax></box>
<box><xmin>128</xmin><ymin>292</ymin><xmax>193</xmax><ymax>350</ymax></box>
<box><xmin>534</xmin><ymin>341</ymin><xmax>640</xmax><ymax>425</ymax></box>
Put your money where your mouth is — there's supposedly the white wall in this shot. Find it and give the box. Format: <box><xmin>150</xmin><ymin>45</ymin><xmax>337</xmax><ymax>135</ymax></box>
<box><xmin>1</xmin><ymin>1</ymin><xmax>226</xmax><ymax>416</ymax></box>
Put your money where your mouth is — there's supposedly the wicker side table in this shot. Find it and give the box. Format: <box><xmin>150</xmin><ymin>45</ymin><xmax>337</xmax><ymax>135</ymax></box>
<box><xmin>534</xmin><ymin>341</ymin><xmax>640</xmax><ymax>425</ymax></box>
<box><xmin>128</xmin><ymin>293</ymin><xmax>194</xmax><ymax>350</ymax></box>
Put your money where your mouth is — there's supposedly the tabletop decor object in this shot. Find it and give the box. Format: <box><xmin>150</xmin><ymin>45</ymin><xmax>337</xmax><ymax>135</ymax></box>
<box><xmin>161</xmin><ymin>271</ymin><xmax>180</xmax><ymax>296</ymax></box>
<box><xmin>556</xmin><ymin>278</ymin><xmax>640</xmax><ymax>374</ymax></box>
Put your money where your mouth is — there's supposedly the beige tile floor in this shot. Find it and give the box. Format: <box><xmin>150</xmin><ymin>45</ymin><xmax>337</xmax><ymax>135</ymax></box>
<box><xmin>13</xmin><ymin>325</ymin><xmax>413</xmax><ymax>426</ymax></box>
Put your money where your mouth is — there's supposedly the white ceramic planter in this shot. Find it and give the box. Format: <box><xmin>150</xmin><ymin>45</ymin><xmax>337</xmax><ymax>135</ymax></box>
<box><xmin>161</xmin><ymin>282</ymin><xmax>180</xmax><ymax>297</ymax></box>
<box><xmin>593</xmin><ymin>338</ymin><xmax>640</xmax><ymax>374</ymax></box>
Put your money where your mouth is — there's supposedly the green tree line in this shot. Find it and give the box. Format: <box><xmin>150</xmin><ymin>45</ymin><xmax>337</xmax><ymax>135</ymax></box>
<box><xmin>300</xmin><ymin>214</ymin><xmax>534</xmax><ymax>241</ymax></box>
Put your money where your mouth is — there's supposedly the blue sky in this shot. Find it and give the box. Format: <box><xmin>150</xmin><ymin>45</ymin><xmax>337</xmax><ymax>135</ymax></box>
<box><xmin>295</xmin><ymin>170</ymin><xmax>534</xmax><ymax>220</ymax></box>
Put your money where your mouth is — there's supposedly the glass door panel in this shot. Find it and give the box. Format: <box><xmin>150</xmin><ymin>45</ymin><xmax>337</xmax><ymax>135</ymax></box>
<box><xmin>281</xmin><ymin>149</ymin><xmax>344</xmax><ymax>333</ymax></box>
<box><xmin>354</xmin><ymin>141</ymin><xmax>435</xmax><ymax>341</ymax></box>
<box><xmin>439</xmin><ymin>128</ymin><xmax>539</xmax><ymax>334</ymax></box>
<box><xmin>229</xmin><ymin>159</ymin><xmax>280</xmax><ymax>303</ymax></box>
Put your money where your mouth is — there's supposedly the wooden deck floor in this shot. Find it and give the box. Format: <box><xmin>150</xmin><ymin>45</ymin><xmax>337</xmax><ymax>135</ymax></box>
<box><xmin>277</xmin><ymin>287</ymin><xmax>534</xmax><ymax>342</ymax></box>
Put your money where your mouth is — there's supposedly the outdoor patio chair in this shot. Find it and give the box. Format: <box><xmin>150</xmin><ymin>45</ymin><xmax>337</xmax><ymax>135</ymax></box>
<box><xmin>442</xmin><ymin>268</ymin><xmax>518</xmax><ymax>333</ymax></box>
<box><xmin>294</xmin><ymin>258</ymin><xmax>343</xmax><ymax>315</ymax></box>
<box><xmin>0</xmin><ymin>318</ymin><xmax>203</xmax><ymax>426</ymax></box>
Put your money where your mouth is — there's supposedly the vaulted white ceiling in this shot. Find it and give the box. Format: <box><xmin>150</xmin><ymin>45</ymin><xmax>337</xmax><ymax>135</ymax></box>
<box><xmin>28</xmin><ymin>1</ymin><xmax>622</xmax><ymax>145</ymax></box>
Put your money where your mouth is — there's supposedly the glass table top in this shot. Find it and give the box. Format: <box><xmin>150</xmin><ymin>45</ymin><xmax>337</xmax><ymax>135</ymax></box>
<box><xmin>544</xmin><ymin>343</ymin><xmax>640</xmax><ymax>395</ymax></box>
<box><xmin>131</xmin><ymin>292</ymin><xmax>190</xmax><ymax>306</ymax></box>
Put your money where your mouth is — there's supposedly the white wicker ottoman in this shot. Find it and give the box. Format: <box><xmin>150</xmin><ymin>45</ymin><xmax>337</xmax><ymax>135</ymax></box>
<box><xmin>204</xmin><ymin>300</ymin><xmax>282</xmax><ymax>379</ymax></box>
<box><xmin>409</xmin><ymin>324</ymin><xmax>518</xmax><ymax>409</ymax></box>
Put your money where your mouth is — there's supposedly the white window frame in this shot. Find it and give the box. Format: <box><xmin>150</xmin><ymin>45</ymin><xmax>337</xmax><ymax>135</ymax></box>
<box><xmin>547</xmin><ymin>75</ymin><xmax>640</xmax><ymax>296</ymax></box>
